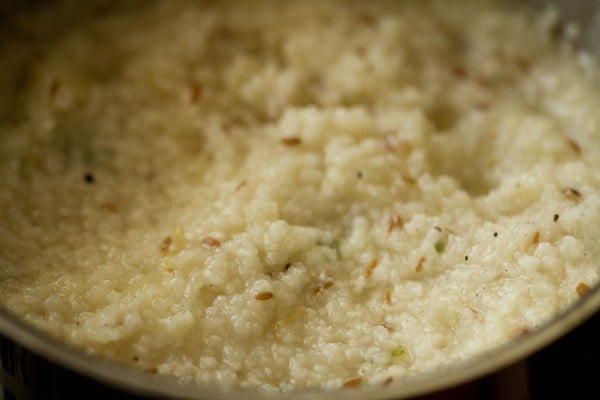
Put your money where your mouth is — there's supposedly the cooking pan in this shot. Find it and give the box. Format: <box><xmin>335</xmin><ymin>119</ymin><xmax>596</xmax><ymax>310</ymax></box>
<box><xmin>0</xmin><ymin>1</ymin><xmax>599</xmax><ymax>399</ymax></box>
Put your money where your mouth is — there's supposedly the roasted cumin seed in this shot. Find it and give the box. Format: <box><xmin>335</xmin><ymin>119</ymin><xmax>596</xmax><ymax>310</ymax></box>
<box><xmin>281</xmin><ymin>136</ymin><xmax>302</xmax><ymax>145</ymax></box>
<box><xmin>365</xmin><ymin>259</ymin><xmax>378</xmax><ymax>278</ymax></box>
<box><xmin>343</xmin><ymin>377</ymin><xmax>363</xmax><ymax>388</ymax></box>
<box><xmin>415</xmin><ymin>257</ymin><xmax>426</xmax><ymax>273</ymax></box>
<box><xmin>202</xmin><ymin>237</ymin><xmax>221</xmax><ymax>248</ymax></box>
<box><xmin>160</xmin><ymin>236</ymin><xmax>172</xmax><ymax>253</ymax></box>
<box><xmin>254</xmin><ymin>291</ymin><xmax>274</xmax><ymax>301</ymax></box>
<box><xmin>387</xmin><ymin>214</ymin><xmax>404</xmax><ymax>233</ymax></box>
<box><xmin>576</xmin><ymin>283</ymin><xmax>591</xmax><ymax>297</ymax></box>
<box><xmin>563</xmin><ymin>187</ymin><xmax>581</xmax><ymax>199</ymax></box>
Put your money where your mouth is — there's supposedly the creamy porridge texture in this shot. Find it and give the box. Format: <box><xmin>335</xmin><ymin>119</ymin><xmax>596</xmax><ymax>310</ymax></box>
<box><xmin>1</xmin><ymin>0</ymin><xmax>599</xmax><ymax>391</ymax></box>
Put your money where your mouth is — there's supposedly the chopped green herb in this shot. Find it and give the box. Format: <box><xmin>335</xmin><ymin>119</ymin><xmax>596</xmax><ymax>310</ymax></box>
<box><xmin>332</xmin><ymin>239</ymin><xmax>341</xmax><ymax>258</ymax></box>
<box><xmin>391</xmin><ymin>346</ymin><xmax>405</xmax><ymax>358</ymax></box>
<box><xmin>316</xmin><ymin>238</ymin><xmax>342</xmax><ymax>259</ymax></box>
<box><xmin>434</xmin><ymin>240</ymin><xmax>445</xmax><ymax>253</ymax></box>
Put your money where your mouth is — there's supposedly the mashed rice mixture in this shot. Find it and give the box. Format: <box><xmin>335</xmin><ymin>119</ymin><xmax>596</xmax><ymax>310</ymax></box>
<box><xmin>1</xmin><ymin>0</ymin><xmax>599</xmax><ymax>391</ymax></box>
